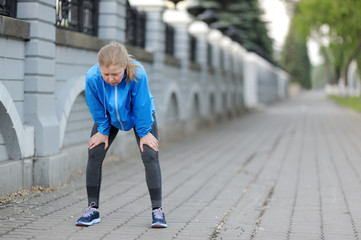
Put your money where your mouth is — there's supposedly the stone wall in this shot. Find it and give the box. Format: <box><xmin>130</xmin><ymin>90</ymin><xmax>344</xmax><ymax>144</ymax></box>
<box><xmin>0</xmin><ymin>0</ymin><xmax>288</xmax><ymax>197</ymax></box>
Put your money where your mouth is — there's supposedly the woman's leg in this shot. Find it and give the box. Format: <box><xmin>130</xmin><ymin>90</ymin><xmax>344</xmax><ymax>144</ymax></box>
<box><xmin>86</xmin><ymin>123</ymin><xmax>119</xmax><ymax>208</ymax></box>
<box><xmin>134</xmin><ymin>115</ymin><xmax>162</xmax><ymax>209</ymax></box>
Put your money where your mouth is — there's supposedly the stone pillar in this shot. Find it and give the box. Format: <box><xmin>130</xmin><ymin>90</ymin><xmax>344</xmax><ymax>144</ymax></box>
<box><xmin>220</xmin><ymin>36</ymin><xmax>232</xmax><ymax>72</ymax></box>
<box><xmin>130</xmin><ymin>0</ymin><xmax>166</xmax><ymax>102</ymax></box>
<box><xmin>163</xmin><ymin>6</ymin><xmax>192</xmax><ymax>95</ymax></box>
<box><xmin>243</xmin><ymin>52</ymin><xmax>259</xmax><ymax>108</ymax></box>
<box><xmin>188</xmin><ymin>21</ymin><xmax>209</xmax><ymax>77</ymax></box>
<box><xmin>98</xmin><ymin>0</ymin><xmax>127</xmax><ymax>43</ymax></box>
<box><xmin>207</xmin><ymin>29</ymin><xmax>223</xmax><ymax>70</ymax></box>
<box><xmin>207</xmin><ymin>29</ymin><xmax>223</xmax><ymax>113</ymax></box>
<box><xmin>231</xmin><ymin>42</ymin><xmax>243</xmax><ymax>109</ymax></box>
<box><xmin>219</xmin><ymin>36</ymin><xmax>232</xmax><ymax>111</ymax></box>
<box><xmin>188</xmin><ymin>20</ymin><xmax>209</xmax><ymax>116</ymax></box>
<box><xmin>17</xmin><ymin>0</ymin><xmax>59</xmax><ymax>156</ymax></box>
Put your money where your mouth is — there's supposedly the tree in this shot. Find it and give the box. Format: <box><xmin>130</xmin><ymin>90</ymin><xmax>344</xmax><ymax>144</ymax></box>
<box><xmin>291</xmin><ymin>0</ymin><xmax>361</xmax><ymax>86</ymax></box>
<box><xmin>193</xmin><ymin>0</ymin><xmax>274</xmax><ymax>61</ymax></box>
<box><xmin>281</xmin><ymin>15</ymin><xmax>311</xmax><ymax>89</ymax></box>
<box><xmin>318</xmin><ymin>45</ymin><xmax>335</xmax><ymax>84</ymax></box>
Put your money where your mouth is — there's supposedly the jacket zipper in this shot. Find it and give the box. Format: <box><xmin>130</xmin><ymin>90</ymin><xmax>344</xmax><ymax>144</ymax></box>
<box><xmin>102</xmin><ymin>81</ymin><xmax>107</xmax><ymax>117</ymax></box>
<box><xmin>114</xmin><ymin>86</ymin><xmax>124</xmax><ymax>130</ymax></box>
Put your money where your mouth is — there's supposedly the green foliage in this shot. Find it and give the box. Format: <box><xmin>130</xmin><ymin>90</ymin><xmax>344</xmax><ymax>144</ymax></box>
<box><xmin>195</xmin><ymin>0</ymin><xmax>274</xmax><ymax>58</ymax></box>
<box><xmin>329</xmin><ymin>95</ymin><xmax>361</xmax><ymax>113</ymax></box>
<box><xmin>291</xmin><ymin>0</ymin><xmax>361</xmax><ymax>85</ymax></box>
<box><xmin>281</xmin><ymin>17</ymin><xmax>312</xmax><ymax>89</ymax></box>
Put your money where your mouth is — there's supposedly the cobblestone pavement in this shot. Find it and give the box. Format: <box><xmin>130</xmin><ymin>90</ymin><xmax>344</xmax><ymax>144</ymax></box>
<box><xmin>1</xmin><ymin>92</ymin><xmax>361</xmax><ymax>240</ymax></box>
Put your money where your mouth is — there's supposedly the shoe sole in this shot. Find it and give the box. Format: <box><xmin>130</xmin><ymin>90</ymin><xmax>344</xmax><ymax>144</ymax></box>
<box><xmin>76</xmin><ymin>218</ymin><xmax>101</xmax><ymax>227</ymax></box>
<box><xmin>151</xmin><ymin>223</ymin><xmax>168</xmax><ymax>228</ymax></box>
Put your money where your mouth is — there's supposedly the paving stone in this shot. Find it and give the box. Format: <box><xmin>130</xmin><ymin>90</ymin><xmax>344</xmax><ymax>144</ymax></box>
<box><xmin>0</xmin><ymin>92</ymin><xmax>361</xmax><ymax>239</ymax></box>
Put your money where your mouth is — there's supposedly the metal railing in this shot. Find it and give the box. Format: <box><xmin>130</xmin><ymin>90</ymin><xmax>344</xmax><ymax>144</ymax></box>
<box><xmin>126</xmin><ymin>2</ymin><xmax>146</xmax><ymax>48</ymax></box>
<box><xmin>220</xmin><ymin>49</ymin><xmax>224</xmax><ymax>69</ymax></box>
<box><xmin>56</xmin><ymin>0</ymin><xmax>99</xmax><ymax>36</ymax></box>
<box><xmin>189</xmin><ymin>35</ymin><xmax>197</xmax><ymax>62</ymax></box>
<box><xmin>165</xmin><ymin>23</ymin><xmax>175</xmax><ymax>56</ymax></box>
<box><xmin>0</xmin><ymin>0</ymin><xmax>17</xmax><ymax>18</ymax></box>
<box><xmin>207</xmin><ymin>43</ymin><xmax>212</xmax><ymax>66</ymax></box>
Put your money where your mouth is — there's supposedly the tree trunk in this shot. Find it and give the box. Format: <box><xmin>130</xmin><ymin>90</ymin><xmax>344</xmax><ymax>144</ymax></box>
<box><xmin>320</xmin><ymin>47</ymin><xmax>334</xmax><ymax>84</ymax></box>
<box><xmin>344</xmin><ymin>32</ymin><xmax>361</xmax><ymax>86</ymax></box>
<box><xmin>325</xmin><ymin>60</ymin><xmax>334</xmax><ymax>84</ymax></box>
<box><xmin>334</xmin><ymin>65</ymin><xmax>341</xmax><ymax>85</ymax></box>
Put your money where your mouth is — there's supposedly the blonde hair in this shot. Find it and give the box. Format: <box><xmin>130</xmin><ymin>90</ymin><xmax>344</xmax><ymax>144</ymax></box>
<box><xmin>97</xmin><ymin>43</ymin><xmax>139</xmax><ymax>82</ymax></box>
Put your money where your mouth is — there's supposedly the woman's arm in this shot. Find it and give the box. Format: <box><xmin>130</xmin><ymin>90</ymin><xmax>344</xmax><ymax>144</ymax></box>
<box><xmin>85</xmin><ymin>73</ymin><xmax>111</xmax><ymax>136</ymax></box>
<box><xmin>131</xmin><ymin>69</ymin><xmax>155</xmax><ymax>138</ymax></box>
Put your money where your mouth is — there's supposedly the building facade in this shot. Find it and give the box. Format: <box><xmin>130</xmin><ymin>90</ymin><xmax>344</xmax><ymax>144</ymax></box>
<box><xmin>0</xmin><ymin>0</ymin><xmax>288</xmax><ymax>196</ymax></box>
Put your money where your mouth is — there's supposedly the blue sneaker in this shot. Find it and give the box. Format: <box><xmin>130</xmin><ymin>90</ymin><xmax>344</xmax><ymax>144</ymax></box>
<box><xmin>151</xmin><ymin>208</ymin><xmax>167</xmax><ymax>228</ymax></box>
<box><xmin>76</xmin><ymin>204</ymin><xmax>100</xmax><ymax>227</ymax></box>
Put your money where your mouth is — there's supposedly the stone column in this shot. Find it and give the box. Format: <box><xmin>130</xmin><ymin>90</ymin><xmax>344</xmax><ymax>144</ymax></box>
<box><xmin>98</xmin><ymin>0</ymin><xmax>127</xmax><ymax>43</ymax></box>
<box><xmin>188</xmin><ymin>21</ymin><xmax>209</xmax><ymax>79</ymax></box>
<box><xmin>207</xmin><ymin>29</ymin><xmax>223</xmax><ymax>113</ymax></box>
<box><xmin>243</xmin><ymin>52</ymin><xmax>259</xmax><ymax>108</ymax></box>
<box><xmin>130</xmin><ymin>0</ymin><xmax>166</xmax><ymax>103</ymax></box>
<box><xmin>17</xmin><ymin>0</ymin><xmax>59</xmax><ymax>156</ymax></box>
<box><xmin>163</xmin><ymin>6</ymin><xmax>192</xmax><ymax>96</ymax></box>
<box><xmin>230</xmin><ymin>42</ymin><xmax>245</xmax><ymax>110</ymax></box>
<box><xmin>219</xmin><ymin>36</ymin><xmax>232</xmax><ymax>111</ymax></box>
<box><xmin>188</xmin><ymin>20</ymin><xmax>209</xmax><ymax>116</ymax></box>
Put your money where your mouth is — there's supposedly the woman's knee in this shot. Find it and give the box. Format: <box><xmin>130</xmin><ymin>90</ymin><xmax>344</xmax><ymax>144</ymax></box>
<box><xmin>88</xmin><ymin>144</ymin><xmax>107</xmax><ymax>162</ymax></box>
<box><xmin>141</xmin><ymin>146</ymin><xmax>159</xmax><ymax>163</ymax></box>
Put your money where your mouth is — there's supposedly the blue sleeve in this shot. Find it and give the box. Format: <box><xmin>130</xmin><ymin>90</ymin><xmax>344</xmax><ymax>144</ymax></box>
<box><xmin>132</xmin><ymin>69</ymin><xmax>154</xmax><ymax>138</ymax></box>
<box><xmin>85</xmin><ymin>73</ymin><xmax>111</xmax><ymax>135</ymax></box>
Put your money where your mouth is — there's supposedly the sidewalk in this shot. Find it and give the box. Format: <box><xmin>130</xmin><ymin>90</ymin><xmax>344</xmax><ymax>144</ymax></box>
<box><xmin>1</xmin><ymin>91</ymin><xmax>361</xmax><ymax>240</ymax></box>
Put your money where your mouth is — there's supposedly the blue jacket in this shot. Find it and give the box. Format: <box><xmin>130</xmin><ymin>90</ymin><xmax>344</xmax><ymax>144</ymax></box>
<box><xmin>85</xmin><ymin>62</ymin><xmax>155</xmax><ymax>137</ymax></box>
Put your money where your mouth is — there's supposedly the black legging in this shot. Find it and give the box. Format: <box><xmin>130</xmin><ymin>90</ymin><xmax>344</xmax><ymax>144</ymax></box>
<box><xmin>86</xmin><ymin>115</ymin><xmax>162</xmax><ymax>209</ymax></box>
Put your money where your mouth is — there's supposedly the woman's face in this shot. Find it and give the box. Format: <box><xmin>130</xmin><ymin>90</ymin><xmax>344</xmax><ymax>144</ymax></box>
<box><xmin>100</xmin><ymin>64</ymin><xmax>125</xmax><ymax>86</ymax></box>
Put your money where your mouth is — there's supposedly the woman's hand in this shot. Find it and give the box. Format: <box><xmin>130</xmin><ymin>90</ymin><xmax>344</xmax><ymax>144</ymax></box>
<box><xmin>88</xmin><ymin>132</ymin><xmax>109</xmax><ymax>150</ymax></box>
<box><xmin>140</xmin><ymin>132</ymin><xmax>159</xmax><ymax>152</ymax></box>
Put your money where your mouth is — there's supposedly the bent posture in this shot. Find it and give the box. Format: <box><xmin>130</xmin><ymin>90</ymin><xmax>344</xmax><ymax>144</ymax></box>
<box><xmin>75</xmin><ymin>43</ymin><xmax>167</xmax><ymax>228</ymax></box>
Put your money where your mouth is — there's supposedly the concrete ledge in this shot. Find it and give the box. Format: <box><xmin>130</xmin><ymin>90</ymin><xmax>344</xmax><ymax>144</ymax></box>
<box><xmin>32</xmin><ymin>133</ymin><xmax>139</xmax><ymax>188</ymax></box>
<box><xmin>158</xmin><ymin>121</ymin><xmax>186</xmax><ymax>142</ymax></box>
<box><xmin>0</xmin><ymin>111</ymin><xmax>238</xmax><ymax>197</ymax></box>
<box><xmin>164</xmin><ymin>54</ymin><xmax>181</xmax><ymax>67</ymax></box>
<box><xmin>188</xmin><ymin>61</ymin><xmax>201</xmax><ymax>71</ymax></box>
<box><xmin>55</xmin><ymin>30</ymin><xmax>154</xmax><ymax>63</ymax></box>
<box><xmin>33</xmin><ymin>144</ymin><xmax>88</xmax><ymax>188</ymax></box>
<box><xmin>158</xmin><ymin>113</ymin><xmax>230</xmax><ymax>143</ymax></box>
<box><xmin>0</xmin><ymin>16</ymin><xmax>30</xmax><ymax>40</ymax></box>
<box><xmin>208</xmin><ymin>66</ymin><xmax>215</xmax><ymax>74</ymax></box>
<box><xmin>126</xmin><ymin>44</ymin><xmax>154</xmax><ymax>63</ymax></box>
<box><xmin>0</xmin><ymin>159</ymin><xmax>32</xmax><ymax>196</ymax></box>
<box><xmin>55</xmin><ymin>28</ymin><xmax>109</xmax><ymax>51</ymax></box>
<box><xmin>23</xmin><ymin>159</ymin><xmax>33</xmax><ymax>190</ymax></box>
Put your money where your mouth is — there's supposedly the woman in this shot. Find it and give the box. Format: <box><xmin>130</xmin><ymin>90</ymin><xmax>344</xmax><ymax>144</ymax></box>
<box><xmin>75</xmin><ymin>43</ymin><xmax>167</xmax><ymax>228</ymax></box>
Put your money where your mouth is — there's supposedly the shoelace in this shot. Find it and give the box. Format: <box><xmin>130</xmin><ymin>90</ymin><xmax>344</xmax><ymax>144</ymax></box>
<box><xmin>82</xmin><ymin>202</ymin><xmax>97</xmax><ymax>217</ymax></box>
<box><xmin>82</xmin><ymin>206</ymin><xmax>96</xmax><ymax>217</ymax></box>
<box><xmin>153</xmin><ymin>209</ymin><xmax>164</xmax><ymax>220</ymax></box>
